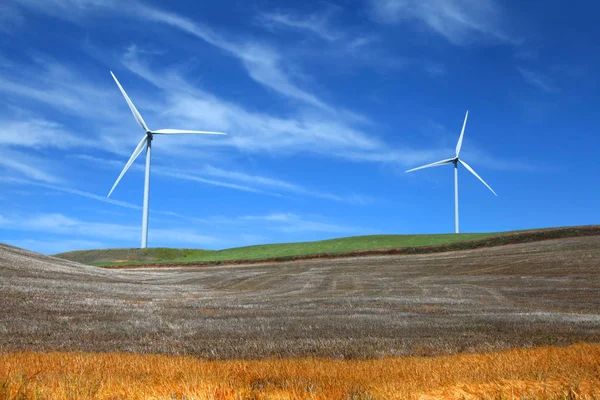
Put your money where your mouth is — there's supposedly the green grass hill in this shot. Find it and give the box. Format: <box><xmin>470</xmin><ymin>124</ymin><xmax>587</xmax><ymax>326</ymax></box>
<box><xmin>54</xmin><ymin>225</ymin><xmax>600</xmax><ymax>267</ymax></box>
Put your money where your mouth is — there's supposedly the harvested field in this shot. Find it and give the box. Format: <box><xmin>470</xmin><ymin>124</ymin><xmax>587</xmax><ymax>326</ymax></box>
<box><xmin>1</xmin><ymin>236</ymin><xmax>600</xmax><ymax>358</ymax></box>
<box><xmin>1</xmin><ymin>344</ymin><xmax>600</xmax><ymax>399</ymax></box>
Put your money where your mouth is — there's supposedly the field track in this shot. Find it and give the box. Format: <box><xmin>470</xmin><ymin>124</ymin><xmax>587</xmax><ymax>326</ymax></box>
<box><xmin>1</xmin><ymin>235</ymin><xmax>600</xmax><ymax>358</ymax></box>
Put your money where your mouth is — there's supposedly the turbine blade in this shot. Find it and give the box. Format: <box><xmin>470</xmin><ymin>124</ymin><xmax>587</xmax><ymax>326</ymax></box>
<box><xmin>151</xmin><ymin>129</ymin><xmax>226</xmax><ymax>135</ymax></box>
<box><xmin>456</xmin><ymin>110</ymin><xmax>469</xmax><ymax>157</ymax></box>
<box><xmin>405</xmin><ymin>158</ymin><xmax>455</xmax><ymax>173</ymax></box>
<box><xmin>107</xmin><ymin>135</ymin><xmax>148</xmax><ymax>198</ymax></box>
<box><xmin>110</xmin><ymin>71</ymin><xmax>149</xmax><ymax>132</ymax></box>
<box><xmin>459</xmin><ymin>159</ymin><xmax>497</xmax><ymax>196</ymax></box>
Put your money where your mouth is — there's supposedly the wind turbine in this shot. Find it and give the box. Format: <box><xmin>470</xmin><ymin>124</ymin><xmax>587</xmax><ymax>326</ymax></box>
<box><xmin>107</xmin><ymin>71</ymin><xmax>226</xmax><ymax>248</ymax></box>
<box><xmin>406</xmin><ymin>111</ymin><xmax>497</xmax><ymax>234</ymax></box>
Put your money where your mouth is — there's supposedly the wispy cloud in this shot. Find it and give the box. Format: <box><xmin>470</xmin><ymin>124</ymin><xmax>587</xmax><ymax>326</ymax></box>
<box><xmin>0</xmin><ymin>209</ymin><xmax>368</xmax><ymax>252</ymax></box>
<box><xmin>425</xmin><ymin>63</ymin><xmax>446</xmax><ymax>77</ymax></box>
<box><xmin>155</xmin><ymin>167</ymin><xmax>272</xmax><ymax>196</ymax></box>
<box><xmin>132</xmin><ymin>4</ymin><xmax>332</xmax><ymax>110</ymax></box>
<box><xmin>517</xmin><ymin>67</ymin><xmax>560</xmax><ymax>94</ymax></box>
<box><xmin>0</xmin><ymin>116</ymin><xmax>98</xmax><ymax>149</ymax></box>
<box><xmin>258</xmin><ymin>10</ymin><xmax>341</xmax><ymax>41</ymax></box>
<box><xmin>2</xmin><ymin>176</ymin><xmax>369</xmax><ymax>239</ymax></box>
<box><xmin>4</xmin><ymin>0</ymin><xmax>433</xmax><ymax>169</ymax></box>
<box><xmin>120</xmin><ymin>48</ymin><xmax>427</xmax><ymax>165</ymax></box>
<box><xmin>0</xmin><ymin>212</ymin><xmax>220</xmax><ymax>246</ymax></box>
<box><xmin>243</xmin><ymin>212</ymin><xmax>369</xmax><ymax>234</ymax></box>
<box><xmin>0</xmin><ymin>151</ymin><xmax>61</xmax><ymax>183</ymax></box>
<box><xmin>0</xmin><ymin>176</ymin><xmax>140</xmax><ymax>209</ymax></box>
<box><xmin>150</xmin><ymin>210</ymin><xmax>369</xmax><ymax>238</ymax></box>
<box><xmin>7</xmin><ymin>0</ymin><xmax>386</xmax><ymax>111</ymax></box>
<box><xmin>75</xmin><ymin>154</ymin><xmax>375</xmax><ymax>204</ymax></box>
<box><xmin>0</xmin><ymin>57</ymin><xmax>121</xmax><ymax>119</ymax></box>
<box><xmin>256</xmin><ymin>7</ymin><xmax>406</xmax><ymax>72</ymax></box>
<box><xmin>196</xmin><ymin>165</ymin><xmax>375</xmax><ymax>204</ymax></box>
<box><xmin>117</xmin><ymin>47</ymin><xmax>441</xmax><ymax>173</ymax></box>
<box><xmin>369</xmin><ymin>0</ymin><xmax>518</xmax><ymax>45</ymax></box>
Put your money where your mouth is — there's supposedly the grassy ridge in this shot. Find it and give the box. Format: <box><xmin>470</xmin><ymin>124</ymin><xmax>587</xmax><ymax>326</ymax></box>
<box><xmin>54</xmin><ymin>225</ymin><xmax>600</xmax><ymax>267</ymax></box>
<box><xmin>54</xmin><ymin>247</ymin><xmax>203</xmax><ymax>264</ymax></box>
<box><xmin>171</xmin><ymin>232</ymin><xmax>498</xmax><ymax>262</ymax></box>
<box><xmin>1</xmin><ymin>344</ymin><xmax>599</xmax><ymax>399</ymax></box>
<box><xmin>56</xmin><ymin>232</ymin><xmax>497</xmax><ymax>265</ymax></box>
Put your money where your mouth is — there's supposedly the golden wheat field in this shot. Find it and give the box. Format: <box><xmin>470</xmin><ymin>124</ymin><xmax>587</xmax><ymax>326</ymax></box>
<box><xmin>1</xmin><ymin>344</ymin><xmax>599</xmax><ymax>400</ymax></box>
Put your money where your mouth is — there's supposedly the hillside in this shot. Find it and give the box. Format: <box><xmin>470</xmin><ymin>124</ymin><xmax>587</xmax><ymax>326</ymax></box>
<box><xmin>55</xmin><ymin>225</ymin><xmax>600</xmax><ymax>266</ymax></box>
<box><xmin>3</xmin><ymin>234</ymin><xmax>600</xmax><ymax>358</ymax></box>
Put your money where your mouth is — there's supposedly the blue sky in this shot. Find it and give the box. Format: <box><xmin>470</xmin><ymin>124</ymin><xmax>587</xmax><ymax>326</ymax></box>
<box><xmin>0</xmin><ymin>0</ymin><xmax>599</xmax><ymax>253</ymax></box>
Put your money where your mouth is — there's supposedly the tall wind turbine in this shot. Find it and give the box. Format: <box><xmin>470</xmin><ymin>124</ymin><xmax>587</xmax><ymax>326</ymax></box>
<box><xmin>107</xmin><ymin>71</ymin><xmax>226</xmax><ymax>248</ymax></box>
<box><xmin>406</xmin><ymin>111</ymin><xmax>497</xmax><ymax>234</ymax></box>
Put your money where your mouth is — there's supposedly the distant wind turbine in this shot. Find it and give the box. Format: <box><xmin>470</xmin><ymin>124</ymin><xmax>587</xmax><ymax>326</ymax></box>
<box><xmin>406</xmin><ymin>111</ymin><xmax>497</xmax><ymax>234</ymax></box>
<box><xmin>107</xmin><ymin>71</ymin><xmax>226</xmax><ymax>248</ymax></box>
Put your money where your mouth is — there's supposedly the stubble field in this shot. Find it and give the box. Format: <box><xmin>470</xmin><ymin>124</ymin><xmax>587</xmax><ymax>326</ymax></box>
<box><xmin>2</xmin><ymin>236</ymin><xmax>600</xmax><ymax>358</ymax></box>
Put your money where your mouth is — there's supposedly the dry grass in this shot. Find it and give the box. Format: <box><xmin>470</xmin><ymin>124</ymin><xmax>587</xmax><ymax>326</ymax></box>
<box><xmin>1</xmin><ymin>344</ymin><xmax>599</xmax><ymax>399</ymax></box>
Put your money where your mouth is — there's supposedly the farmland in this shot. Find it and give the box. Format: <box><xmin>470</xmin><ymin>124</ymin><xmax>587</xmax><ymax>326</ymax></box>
<box><xmin>2</xmin><ymin>344</ymin><xmax>599</xmax><ymax>399</ymax></box>
<box><xmin>2</xmin><ymin>233</ymin><xmax>600</xmax><ymax>358</ymax></box>
<box><xmin>2</xmin><ymin>232</ymin><xmax>600</xmax><ymax>398</ymax></box>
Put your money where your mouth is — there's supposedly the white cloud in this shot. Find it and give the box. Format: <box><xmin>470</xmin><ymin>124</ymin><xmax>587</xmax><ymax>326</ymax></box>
<box><xmin>130</xmin><ymin>4</ymin><xmax>332</xmax><ymax>110</ymax></box>
<box><xmin>0</xmin><ymin>210</ymin><xmax>368</xmax><ymax>252</ymax></box>
<box><xmin>242</xmin><ymin>212</ymin><xmax>366</xmax><ymax>234</ymax></box>
<box><xmin>3</xmin><ymin>0</ymin><xmax>436</xmax><ymax>169</ymax></box>
<box><xmin>6</xmin><ymin>0</ymin><xmax>370</xmax><ymax>111</ymax></box>
<box><xmin>259</xmin><ymin>11</ymin><xmax>341</xmax><ymax>41</ymax></box>
<box><xmin>0</xmin><ymin>212</ymin><xmax>220</xmax><ymax>246</ymax></box>
<box><xmin>120</xmin><ymin>50</ymin><xmax>434</xmax><ymax>168</ymax></box>
<box><xmin>7</xmin><ymin>0</ymin><xmax>117</xmax><ymax>20</ymax></box>
<box><xmin>155</xmin><ymin>167</ymin><xmax>272</xmax><ymax>195</ymax></box>
<box><xmin>0</xmin><ymin>176</ymin><xmax>143</xmax><ymax>211</ymax></box>
<box><xmin>74</xmin><ymin>154</ymin><xmax>375</xmax><ymax>204</ymax></box>
<box><xmin>0</xmin><ymin>58</ymin><xmax>121</xmax><ymax>119</ymax></box>
<box><xmin>370</xmin><ymin>0</ymin><xmax>517</xmax><ymax>45</ymax></box>
<box><xmin>517</xmin><ymin>67</ymin><xmax>560</xmax><ymax>94</ymax></box>
<box><xmin>0</xmin><ymin>117</ymin><xmax>97</xmax><ymax>149</ymax></box>
<box><xmin>0</xmin><ymin>150</ymin><xmax>61</xmax><ymax>183</ymax></box>
<box><xmin>256</xmin><ymin>8</ymin><xmax>406</xmax><ymax>72</ymax></box>
<box><xmin>425</xmin><ymin>63</ymin><xmax>446</xmax><ymax>77</ymax></box>
<box><xmin>197</xmin><ymin>165</ymin><xmax>375</xmax><ymax>204</ymax></box>
<box><xmin>244</xmin><ymin>213</ymin><xmax>295</xmax><ymax>222</ymax></box>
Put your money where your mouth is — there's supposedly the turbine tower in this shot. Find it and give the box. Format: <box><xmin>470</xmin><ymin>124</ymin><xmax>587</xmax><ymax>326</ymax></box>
<box><xmin>406</xmin><ymin>111</ymin><xmax>497</xmax><ymax>234</ymax></box>
<box><xmin>107</xmin><ymin>71</ymin><xmax>226</xmax><ymax>248</ymax></box>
